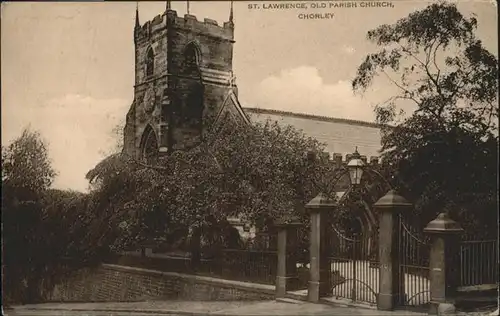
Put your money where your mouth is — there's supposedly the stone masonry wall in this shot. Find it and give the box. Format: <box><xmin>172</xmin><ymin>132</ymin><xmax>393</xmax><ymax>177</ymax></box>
<box><xmin>47</xmin><ymin>264</ymin><xmax>274</xmax><ymax>302</ymax></box>
<box><xmin>125</xmin><ymin>9</ymin><xmax>236</xmax><ymax>157</ymax></box>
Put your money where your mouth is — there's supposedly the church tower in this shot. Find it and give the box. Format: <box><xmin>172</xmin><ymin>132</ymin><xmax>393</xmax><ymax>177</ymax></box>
<box><xmin>123</xmin><ymin>2</ymin><xmax>249</xmax><ymax>161</ymax></box>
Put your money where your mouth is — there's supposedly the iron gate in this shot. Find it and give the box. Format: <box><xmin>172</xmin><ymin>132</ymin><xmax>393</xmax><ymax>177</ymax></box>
<box><xmin>398</xmin><ymin>214</ymin><xmax>431</xmax><ymax>308</ymax></box>
<box><xmin>328</xmin><ymin>225</ymin><xmax>379</xmax><ymax>305</ymax></box>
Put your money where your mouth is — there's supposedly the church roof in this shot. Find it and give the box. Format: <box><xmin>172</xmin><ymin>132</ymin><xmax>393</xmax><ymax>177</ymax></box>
<box><xmin>214</xmin><ymin>90</ymin><xmax>251</xmax><ymax>127</ymax></box>
<box><xmin>243</xmin><ymin>107</ymin><xmax>383</xmax><ymax>158</ymax></box>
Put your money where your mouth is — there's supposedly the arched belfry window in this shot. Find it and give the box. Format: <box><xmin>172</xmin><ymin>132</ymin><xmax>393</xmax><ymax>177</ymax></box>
<box><xmin>140</xmin><ymin>125</ymin><xmax>158</xmax><ymax>164</ymax></box>
<box><xmin>146</xmin><ymin>48</ymin><xmax>154</xmax><ymax>77</ymax></box>
<box><xmin>184</xmin><ymin>43</ymin><xmax>200</xmax><ymax>72</ymax></box>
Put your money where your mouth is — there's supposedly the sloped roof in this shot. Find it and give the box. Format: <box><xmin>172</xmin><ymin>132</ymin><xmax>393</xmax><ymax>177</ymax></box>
<box><xmin>212</xmin><ymin>89</ymin><xmax>251</xmax><ymax>130</ymax></box>
<box><xmin>243</xmin><ymin>107</ymin><xmax>382</xmax><ymax>158</ymax></box>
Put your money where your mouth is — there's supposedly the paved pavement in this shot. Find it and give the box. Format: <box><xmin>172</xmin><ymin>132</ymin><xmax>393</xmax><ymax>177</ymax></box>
<box><xmin>5</xmin><ymin>299</ymin><xmax>430</xmax><ymax>316</ymax></box>
<box><xmin>6</xmin><ymin>300</ymin><xmax>498</xmax><ymax>316</ymax></box>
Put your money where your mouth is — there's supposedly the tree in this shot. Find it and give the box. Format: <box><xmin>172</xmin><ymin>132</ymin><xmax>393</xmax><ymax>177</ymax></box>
<box><xmin>2</xmin><ymin>128</ymin><xmax>57</xmax><ymax>303</ymax></box>
<box><xmin>40</xmin><ymin>189</ymin><xmax>98</xmax><ymax>261</ymax></box>
<box><xmin>2</xmin><ymin>128</ymin><xmax>56</xmax><ymax>198</ymax></box>
<box><xmin>2</xmin><ymin>128</ymin><xmax>119</xmax><ymax>303</ymax></box>
<box><xmin>85</xmin><ymin>118</ymin><xmax>333</xmax><ymax>254</ymax></box>
<box><xmin>352</xmin><ymin>2</ymin><xmax>498</xmax><ymax>234</ymax></box>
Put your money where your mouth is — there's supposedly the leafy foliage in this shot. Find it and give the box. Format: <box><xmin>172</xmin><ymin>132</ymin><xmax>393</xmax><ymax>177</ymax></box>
<box><xmin>86</xmin><ymin>119</ymin><xmax>334</xmax><ymax>253</ymax></box>
<box><xmin>352</xmin><ymin>2</ymin><xmax>498</xmax><ymax>234</ymax></box>
<box><xmin>2</xmin><ymin>128</ymin><xmax>134</xmax><ymax>304</ymax></box>
<box><xmin>2</xmin><ymin>128</ymin><xmax>57</xmax><ymax>198</ymax></box>
<box><xmin>2</xmin><ymin>128</ymin><xmax>57</xmax><ymax>303</ymax></box>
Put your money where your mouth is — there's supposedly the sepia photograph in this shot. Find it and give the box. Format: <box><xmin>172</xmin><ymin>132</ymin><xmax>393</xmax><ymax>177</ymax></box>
<box><xmin>1</xmin><ymin>1</ymin><xmax>498</xmax><ymax>315</ymax></box>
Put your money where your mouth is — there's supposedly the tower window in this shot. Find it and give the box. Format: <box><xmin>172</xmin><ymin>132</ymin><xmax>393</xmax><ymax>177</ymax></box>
<box><xmin>184</xmin><ymin>43</ymin><xmax>200</xmax><ymax>71</ymax></box>
<box><xmin>146</xmin><ymin>48</ymin><xmax>154</xmax><ymax>77</ymax></box>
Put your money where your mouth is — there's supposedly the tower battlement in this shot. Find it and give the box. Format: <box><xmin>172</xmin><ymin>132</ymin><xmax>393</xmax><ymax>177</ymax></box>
<box><xmin>307</xmin><ymin>151</ymin><xmax>382</xmax><ymax>168</ymax></box>
<box><xmin>170</xmin><ymin>11</ymin><xmax>234</xmax><ymax>41</ymax></box>
<box><xmin>135</xmin><ymin>10</ymin><xmax>234</xmax><ymax>44</ymax></box>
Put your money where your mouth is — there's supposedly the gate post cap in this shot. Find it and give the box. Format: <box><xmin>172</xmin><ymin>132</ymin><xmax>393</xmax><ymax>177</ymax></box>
<box><xmin>423</xmin><ymin>212</ymin><xmax>464</xmax><ymax>234</ymax></box>
<box><xmin>306</xmin><ymin>192</ymin><xmax>336</xmax><ymax>212</ymax></box>
<box><xmin>373</xmin><ymin>190</ymin><xmax>412</xmax><ymax>209</ymax></box>
<box><xmin>274</xmin><ymin>214</ymin><xmax>302</xmax><ymax>227</ymax></box>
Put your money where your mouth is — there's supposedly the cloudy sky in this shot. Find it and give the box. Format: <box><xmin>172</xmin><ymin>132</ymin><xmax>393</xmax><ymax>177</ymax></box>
<box><xmin>1</xmin><ymin>1</ymin><xmax>497</xmax><ymax>192</ymax></box>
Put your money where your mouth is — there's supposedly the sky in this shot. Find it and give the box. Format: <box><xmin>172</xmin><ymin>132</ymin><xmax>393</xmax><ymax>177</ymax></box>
<box><xmin>1</xmin><ymin>0</ymin><xmax>497</xmax><ymax>192</ymax></box>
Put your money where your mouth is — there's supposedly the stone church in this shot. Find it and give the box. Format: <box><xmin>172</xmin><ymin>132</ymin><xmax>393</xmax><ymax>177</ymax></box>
<box><xmin>122</xmin><ymin>3</ymin><xmax>382</xmax><ymax>163</ymax></box>
<box><xmin>121</xmin><ymin>3</ymin><xmax>383</xmax><ymax>243</ymax></box>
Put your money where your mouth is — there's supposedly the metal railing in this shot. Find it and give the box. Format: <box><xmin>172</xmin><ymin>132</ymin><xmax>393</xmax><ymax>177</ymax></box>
<box><xmin>117</xmin><ymin>247</ymin><xmax>278</xmax><ymax>285</ymax></box>
<box><xmin>460</xmin><ymin>239</ymin><xmax>499</xmax><ymax>287</ymax></box>
<box><xmin>202</xmin><ymin>248</ymin><xmax>278</xmax><ymax>285</ymax></box>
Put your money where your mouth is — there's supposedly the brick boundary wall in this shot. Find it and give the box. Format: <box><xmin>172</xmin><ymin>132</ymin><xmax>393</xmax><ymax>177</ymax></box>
<box><xmin>47</xmin><ymin>264</ymin><xmax>275</xmax><ymax>302</ymax></box>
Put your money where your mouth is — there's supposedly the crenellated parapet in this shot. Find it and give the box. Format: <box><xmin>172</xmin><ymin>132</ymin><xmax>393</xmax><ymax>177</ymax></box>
<box><xmin>306</xmin><ymin>151</ymin><xmax>382</xmax><ymax>168</ymax></box>
<box><xmin>174</xmin><ymin>12</ymin><xmax>234</xmax><ymax>40</ymax></box>
<box><xmin>134</xmin><ymin>14</ymin><xmax>168</xmax><ymax>44</ymax></box>
<box><xmin>135</xmin><ymin>10</ymin><xmax>234</xmax><ymax>44</ymax></box>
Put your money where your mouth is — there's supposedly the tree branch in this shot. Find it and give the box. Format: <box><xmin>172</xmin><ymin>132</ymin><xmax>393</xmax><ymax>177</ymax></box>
<box><xmin>424</xmin><ymin>52</ymin><xmax>443</xmax><ymax>97</ymax></box>
<box><xmin>398</xmin><ymin>42</ymin><xmax>443</xmax><ymax>97</ymax></box>
<box><xmin>398</xmin><ymin>43</ymin><xmax>427</xmax><ymax>69</ymax></box>
<box><xmin>432</xmin><ymin>41</ymin><xmax>442</xmax><ymax>83</ymax></box>
<box><xmin>424</xmin><ymin>40</ymin><xmax>435</xmax><ymax>66</ymax></box>
<box><xmin>383</xmin><ymin>95</ymin><xmax>420</xmax><ymax>107</ymax></box>
<box><xmin>381</xmin><ymin>70</ymin><xmax>421</xmax><ymax>105</ymax></box>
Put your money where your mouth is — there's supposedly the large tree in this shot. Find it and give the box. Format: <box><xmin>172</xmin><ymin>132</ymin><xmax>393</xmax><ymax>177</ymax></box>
<box><xmin>86</xmin><ymin>119</ymin><xmax>334</xmax><ymax>254</ymax></box>
<box><xmin>2</xmin><ymin>128</ymin><xmax>57</xmax><ymax>303</ymax></box>
<box><xmin>2</xmin><ymin>129</ymin><xmax>122</xmax><ymax>303</ymax></box>
<box><xmin>352</xmin><ymin>2</ymin><xmax>498</xmax><ymax>234</ymax></box>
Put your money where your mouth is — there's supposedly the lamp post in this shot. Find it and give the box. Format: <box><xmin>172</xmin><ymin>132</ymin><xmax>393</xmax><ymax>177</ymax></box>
<box><xmin>347</xmin><ymin>147</ymin><xmax>364</xmax><ymax>186</ymax></box>
<box><xmin>306</xmin><ymin>148</ymin><xmax>366</xmax><ymax>303</ymax></box>
<box><xmin>305</xmin><ymin>148</ymin><xmax>411</xmax><ymax>310</ymax></box>
<box><xmin>346</xmin><ymin>149</ymin><xmax>412</xmax><ymax>311</ymax></box>
<box><xmin>346</xmin><ymin>148</ymin><xmax>412</xmax><ymax>310</ymax></box>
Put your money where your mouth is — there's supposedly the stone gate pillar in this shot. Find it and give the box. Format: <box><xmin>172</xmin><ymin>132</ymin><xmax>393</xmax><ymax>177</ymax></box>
<box><xmin>374</xmin><ymin>190</ymin><xmax>412</xmax><ymax>310</ymax></box>
<box><xmin>275</xmin><ymin>217</ymin><xmax>301</xmax><ymax>298</ymax></box>
<box><xmin>424</xmin><ymin>212</ymin><xmax>464</xmax><ymax>315</ymax></box>
<box><xmin>306</xmin><ymin>193</ymin><xmax>334</xmax><ymax>303</ymax></box>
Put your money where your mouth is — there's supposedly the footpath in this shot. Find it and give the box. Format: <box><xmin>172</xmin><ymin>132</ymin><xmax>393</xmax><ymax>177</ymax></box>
<box><xmin>6</xmin><ymin>300</ymin><xmax>497</xmax><ymax>316</ymax></box>
<box><xmin>6</xmin><ymin>299</ymin><xmax>428</xmax><ymax>316</ymax></box>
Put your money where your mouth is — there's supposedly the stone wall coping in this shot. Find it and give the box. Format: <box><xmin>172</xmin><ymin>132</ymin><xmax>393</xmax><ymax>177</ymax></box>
<box><xmin>102</xmin><ymin>264</ymin><xmax>275</xmax><ymax>294</ymax></box>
